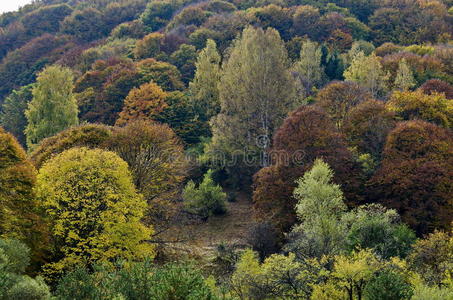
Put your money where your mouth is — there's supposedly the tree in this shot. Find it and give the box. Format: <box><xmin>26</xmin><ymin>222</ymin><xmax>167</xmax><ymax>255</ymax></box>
<box><xmin>363</xmin><ymin>269</ymin><xmax>414</xmax><ymax>300</ymax></box>
<box><xmin>292</xmin><ymin>39</ymin><xmax>324</xmax><ymax>97</ymax></box>
<box><xmin>116</xmin><ymin>82</ymin><xmax>168</xmax><ymax>126</ymax></box>
<box><xmin>394</xmin><ymin>59</ymin><xmax>416</xmax><ymax>91</ymax></box>
<box><xmin>331</xmin><ymin>249</ymin><xmax>381</xmax><ymax>300</ymax></box>
<box><xmin>35</xmin><ymin>147</ymin><xmax>155</xmax><ymax>276</ymax></box>
<box><xmin>0</xmin><ymin>238</ymin><xmax>50</xmax><ymax>300</ymax></box>
<box><xmin>0</xmin><ymin>84</ymin><xmax>33</xmax><ymax>146</ymax></box>
<box><xmin>316</xmin><ymin>81</ymin><xmax>371</xmax><ymax>128</ymax></box>
<box><xmin>137</xmin><ymin>58</ymin><xmax>184</xmax><ymax>91</ymax></box>
<box><xmin>344</xmin><ymin>52</ymin><xmax>388</xmax><ymax>98</ymax></box>
<box><xmin>386</xmin><ymin>90</ymin><xmax>452</xmax><ymax>128</ymax></box>
<box><xmin>0</xmin><ymin>128</ymin><xmax>42</xmax><ymax>255</ymax></box>
<box><xmin>134</xmin><ymin>32</ymin><xmax>165</xmax><ymax>59</ymax></box>
<box><xmin>189</xmin><ymin>39</ymin><xmax>221</xmax><ymax>122</ymax></box>
<box><xmin>420</xmin><ymin>79</ymin><xmax>453</xmax><ymax>99</ymax></box>
<box><xmin>231</xmin><ymin>249</ymin><xmax>316</xmax><ymax>299</ymax></box>
<box><xmin>369</xmin><ymin>121</ymin><xmax>453</xmax><ymax>235</ymax></box>
<box><xmin>291</xmin><ymin>5</ymin><xmax>320</xmax><ymax>39</ymax></box>
<box><xmin>170</xmin><ymin>44</ymin><xmax>197</xmax><ymax>85</ymax></box>
<box><xmin>60</xmin><ymin>8</ymin><xmax>108</xmax><ymax>42</ymax></box>
<box><xmin>342</xmin><ymin>204</ymin><xmax>416</xmax><ymax>259</ymax></box>
<box><xmin>140</xmin><ymin>0</ymin><xmax>175</xmax><ymax>32</ymax></box>
<box><xmin>25</xmin><ymin>65</ymin><xmax>78</xmax><ymax>149</ymax></box>
<box><xmin>285</xmin><ymin>159</ymin><xmax>347</xmax><ymax>259</ymax></box>
<box><xmin>75</xmin><ymin>58</ymin><xmax>142</xmax><ymax>125</ymax></box>
<box><xmin>209</xmin><ymin>26</ymin><xmax>296</xmax><ymax>180</ymax></box>
<box><xmin>182</xmin><ymin>169</ymin><xmax>227</xmax><ymax>219</ymax></box>
<box><xmin>56</xmin><ymin>261</ymin><xmax>215</xmax><ymax>300</ymax></box>
<box><xmin>107</xmin><ymin>121</ymin><xmax>187</xmax><ymax>229</ymax></box>
<box><xmin>21</xmin><ymin>4</ymin><xmax>73</xmax><ymax>37</ymax></box>
<box><xmin>343</xmin><ymin>100</ymin><xmax>396</xmax><ymax>161</ymax></box>
<box><xmin>253</xmin><ymin>106</ymin><xmax>360</xmax><ymax>232</ymax></box>
<box><xmin>408</xmin><ymin>230</ymin><xmax>452</xmax><ymax>286</ymax></box>
<box><xmin>30</xmin><ymin>124</ymin><xmax>113</xmax><ymax>169</ymax></box>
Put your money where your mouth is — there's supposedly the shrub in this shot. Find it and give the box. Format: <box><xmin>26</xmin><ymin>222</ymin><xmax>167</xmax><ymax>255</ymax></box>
<box><xmin>183</xmin><ymin>169</ymin><xmax>227</xmax><ymax>219</ymax></box>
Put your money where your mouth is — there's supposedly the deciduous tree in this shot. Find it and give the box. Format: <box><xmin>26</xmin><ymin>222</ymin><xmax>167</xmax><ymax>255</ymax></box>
<box><xmin>0</xmin><ymin>84</ymin><xmax>33</xmax><ymax>146</ymax></box>
<box><xmin>369</xmin><ymin>120</ymin><xmax>453</xmax><ymax>234</ymax></box>
<box><xmin>209</xmin><ymin>26</ymin><xmax>296</xmax><ymax>180</ymax></box>
<box><xmin>116</xmin><ymin>82</ymin><xmax>168</xmax><ymax>126</ymax></box>
<box><xmin>344</xmin><ymin>52</ymin><xmax>388</xmax><ymax>98</ymax></box>
<box><xmin>189</xmin><ymin>39</ymin><xmax>221</xmax><ymax>122</ymax></box>
<box><xmin>35</xmin><ymin>147</ymin><xmax>155</xmax><ymax>277</ymax></box>
<box><xmin>386</xmin><ymin>90</ymin><xmax>452</xmax><ymax>128</ymax></box>
<box><xmin>25</xmin><ymin>65</ymin><xmax>78</xmax><ymax>149</ymax></box>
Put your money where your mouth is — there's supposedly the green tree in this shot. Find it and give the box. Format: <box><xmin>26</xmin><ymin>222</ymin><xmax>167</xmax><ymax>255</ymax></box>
<box><xmin>0</xmin><ymin>238</ymin><xmax>50</xmax><ymax>300</ymax></box>
<box><xmin>183</xmin><ymin>169</ymin><xmax>227</xmax><ymax>219</ymax></box>
<box><xmin>364</xmin><ymin>269</ymin><xmax>414</xmax><ymax>300</ymax></box>
<box><xmin>25</xmin><ymin>65</ymin><xmax>78</xmax><ymax>149</ymax></box>
<box><xmin>35</xmin><ymin>147</ymin><xmax>154</xmax><ymax>277</ymax></box>
<box><xmin>209</xmin><ymin>26</ymin><xmax>296</xmax><ymax>178</ymax></box>
<box><xmin>394</xmin><ymin>59</ymin><xmax>416</xmax><ymax>91</ymax></box>
<box><xmin>344</xmin><ymin>52</ymin><xmax>388</xmax><ymax>98</ymax></box>
<box><xmin>292</xmin><ymin>39</ymin><xmax>324</xmax><ymax>95</ymax></box>
<box><xmin>285</xmin><ymin>159</ymin><xmax>347</xmax><ymax>259</ymax></box>
<box><xmin>189</xmin><ymin>39</ymin><xmax>221</xmax><ymax>122</ymax></box>
<box><xmin>342</xmin><ymin>204</ymin><xmax>416</xmax><ymax>259</ymax></box>
<box><xmin>56</xmin><ymin>261</ymin><xmax>215</xmax><ymax>300</ymax></box>
<box><xmin>0</xmin><ymin>84</ymin><xmax>33</xmax><ymax>147</ymax></box>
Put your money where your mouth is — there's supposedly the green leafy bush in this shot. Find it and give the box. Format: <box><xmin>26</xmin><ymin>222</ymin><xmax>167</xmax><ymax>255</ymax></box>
<box><xmin>183</xmin><ymin>169</ymin><xmax>227</xmax><ymax>219</ymax></box>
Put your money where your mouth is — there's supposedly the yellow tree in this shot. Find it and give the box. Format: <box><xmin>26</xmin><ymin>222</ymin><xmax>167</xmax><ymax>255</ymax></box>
<box><xmin>35</xmin><ymin>147</ymin><xmax>154</xmax><ymax>277</ymax></box>
<box><xmin>116</xmin><ymin>82</ymin><xmax>168</xmax><ymax>126</ymax></box>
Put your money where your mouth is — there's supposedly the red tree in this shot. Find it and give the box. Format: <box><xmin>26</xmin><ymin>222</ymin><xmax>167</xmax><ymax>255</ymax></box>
<box><xmin>369</xmin><ymin>120</ymin><xmax>453</xmax><ymax>235</ymax></box>
<box><xmin>253</xmin><ymin>106</ymin><xmax>362</xmax><ymax>232</ymax></box>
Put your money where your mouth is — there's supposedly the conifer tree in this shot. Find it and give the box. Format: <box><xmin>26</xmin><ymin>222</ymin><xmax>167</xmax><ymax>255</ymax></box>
<box><xmin>189</xmin><ymin>39</ymin><xmax>221</xmax><ymax>122</ymax></box>
<box><xmin>25</xmin><ymin>65</ymin><xmax>78</xmax><ymax>149</ymax></box>
<box><xmin>394</xmin><ymin>59</ymin><xmax>416</xmax><ymax>91</ymax></box>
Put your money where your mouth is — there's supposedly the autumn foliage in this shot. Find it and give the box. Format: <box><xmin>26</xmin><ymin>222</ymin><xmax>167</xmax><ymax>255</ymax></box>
<box><xmin>116</xmin><ymin>82</ymin><xmax>168</xmax><ymax>126</ymax></box>
<box><xmin>253</xmin><ymin>106</ymin><xmax>362</xmax><ymax>232</ymax></box>
<box><xmin>369</xmin><ymin>120</ymin><xmax>453</xmax><ymax>235</ymax></box>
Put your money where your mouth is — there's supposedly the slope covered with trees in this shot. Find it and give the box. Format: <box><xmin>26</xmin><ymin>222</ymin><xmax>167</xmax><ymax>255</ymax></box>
<box><xmin>0</xmin><ymin>0</ymin><xmax>452</xmax><ymax>298</ymax></box>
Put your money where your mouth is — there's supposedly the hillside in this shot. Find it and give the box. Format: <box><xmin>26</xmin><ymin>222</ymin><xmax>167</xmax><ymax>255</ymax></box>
<box><xmin>0</xmin><ymin>0</ymin><xmax>452</xmax><ymax>299</ymax></box>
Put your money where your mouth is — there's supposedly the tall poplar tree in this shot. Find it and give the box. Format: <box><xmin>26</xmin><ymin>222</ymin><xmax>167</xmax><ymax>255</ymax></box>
<box><xmin>25</xmin><ymin>65</ymin><xmax>78</xmax><ymax>149</ymax></box>
<box><xmin>209</xmin><ymin>26</ymin><xmax>296</xmax><ymax>179</ymax></box>
<box><xmin>394</xmin><ymin>59</ymin><xmax>415</xmax><ymax>91</ymax></box>
<box><xmin>189</xmin><ymin>39</ymin><xmax>221</xmax><ymax>122</ymax></box>
<box><xmin>292</xmin><ymin>39</ymin><xmax>324</xmax><ymax>94</ymax></box>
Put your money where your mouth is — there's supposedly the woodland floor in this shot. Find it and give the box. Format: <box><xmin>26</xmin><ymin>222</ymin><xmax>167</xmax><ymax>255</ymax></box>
<box><xmin>158</xmin><ymin>190</ymin><xmax>255</xmax><ymax>263</ymax></box>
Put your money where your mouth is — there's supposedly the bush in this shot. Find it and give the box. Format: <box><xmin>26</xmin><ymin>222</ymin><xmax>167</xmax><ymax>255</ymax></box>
<box><xmin>183</xmin><ymin>169</ymin><xmax>227</xmax><ymax>219</ymax></box>
<box><xmin>56</xmin><ymin>262</ymin><xmax>215</xmax><ymax>300</ymax></box>
<box><xmin>246</xmin><ymin>223</ymin><xmax>279</xmax><ymax>261</ymax></box>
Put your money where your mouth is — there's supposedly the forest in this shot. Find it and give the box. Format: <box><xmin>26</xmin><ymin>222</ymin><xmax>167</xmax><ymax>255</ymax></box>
<box><xmin>0</xmin><ymin>0</ymin><xmax>452</xmax><ymax>299</ymax></box>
